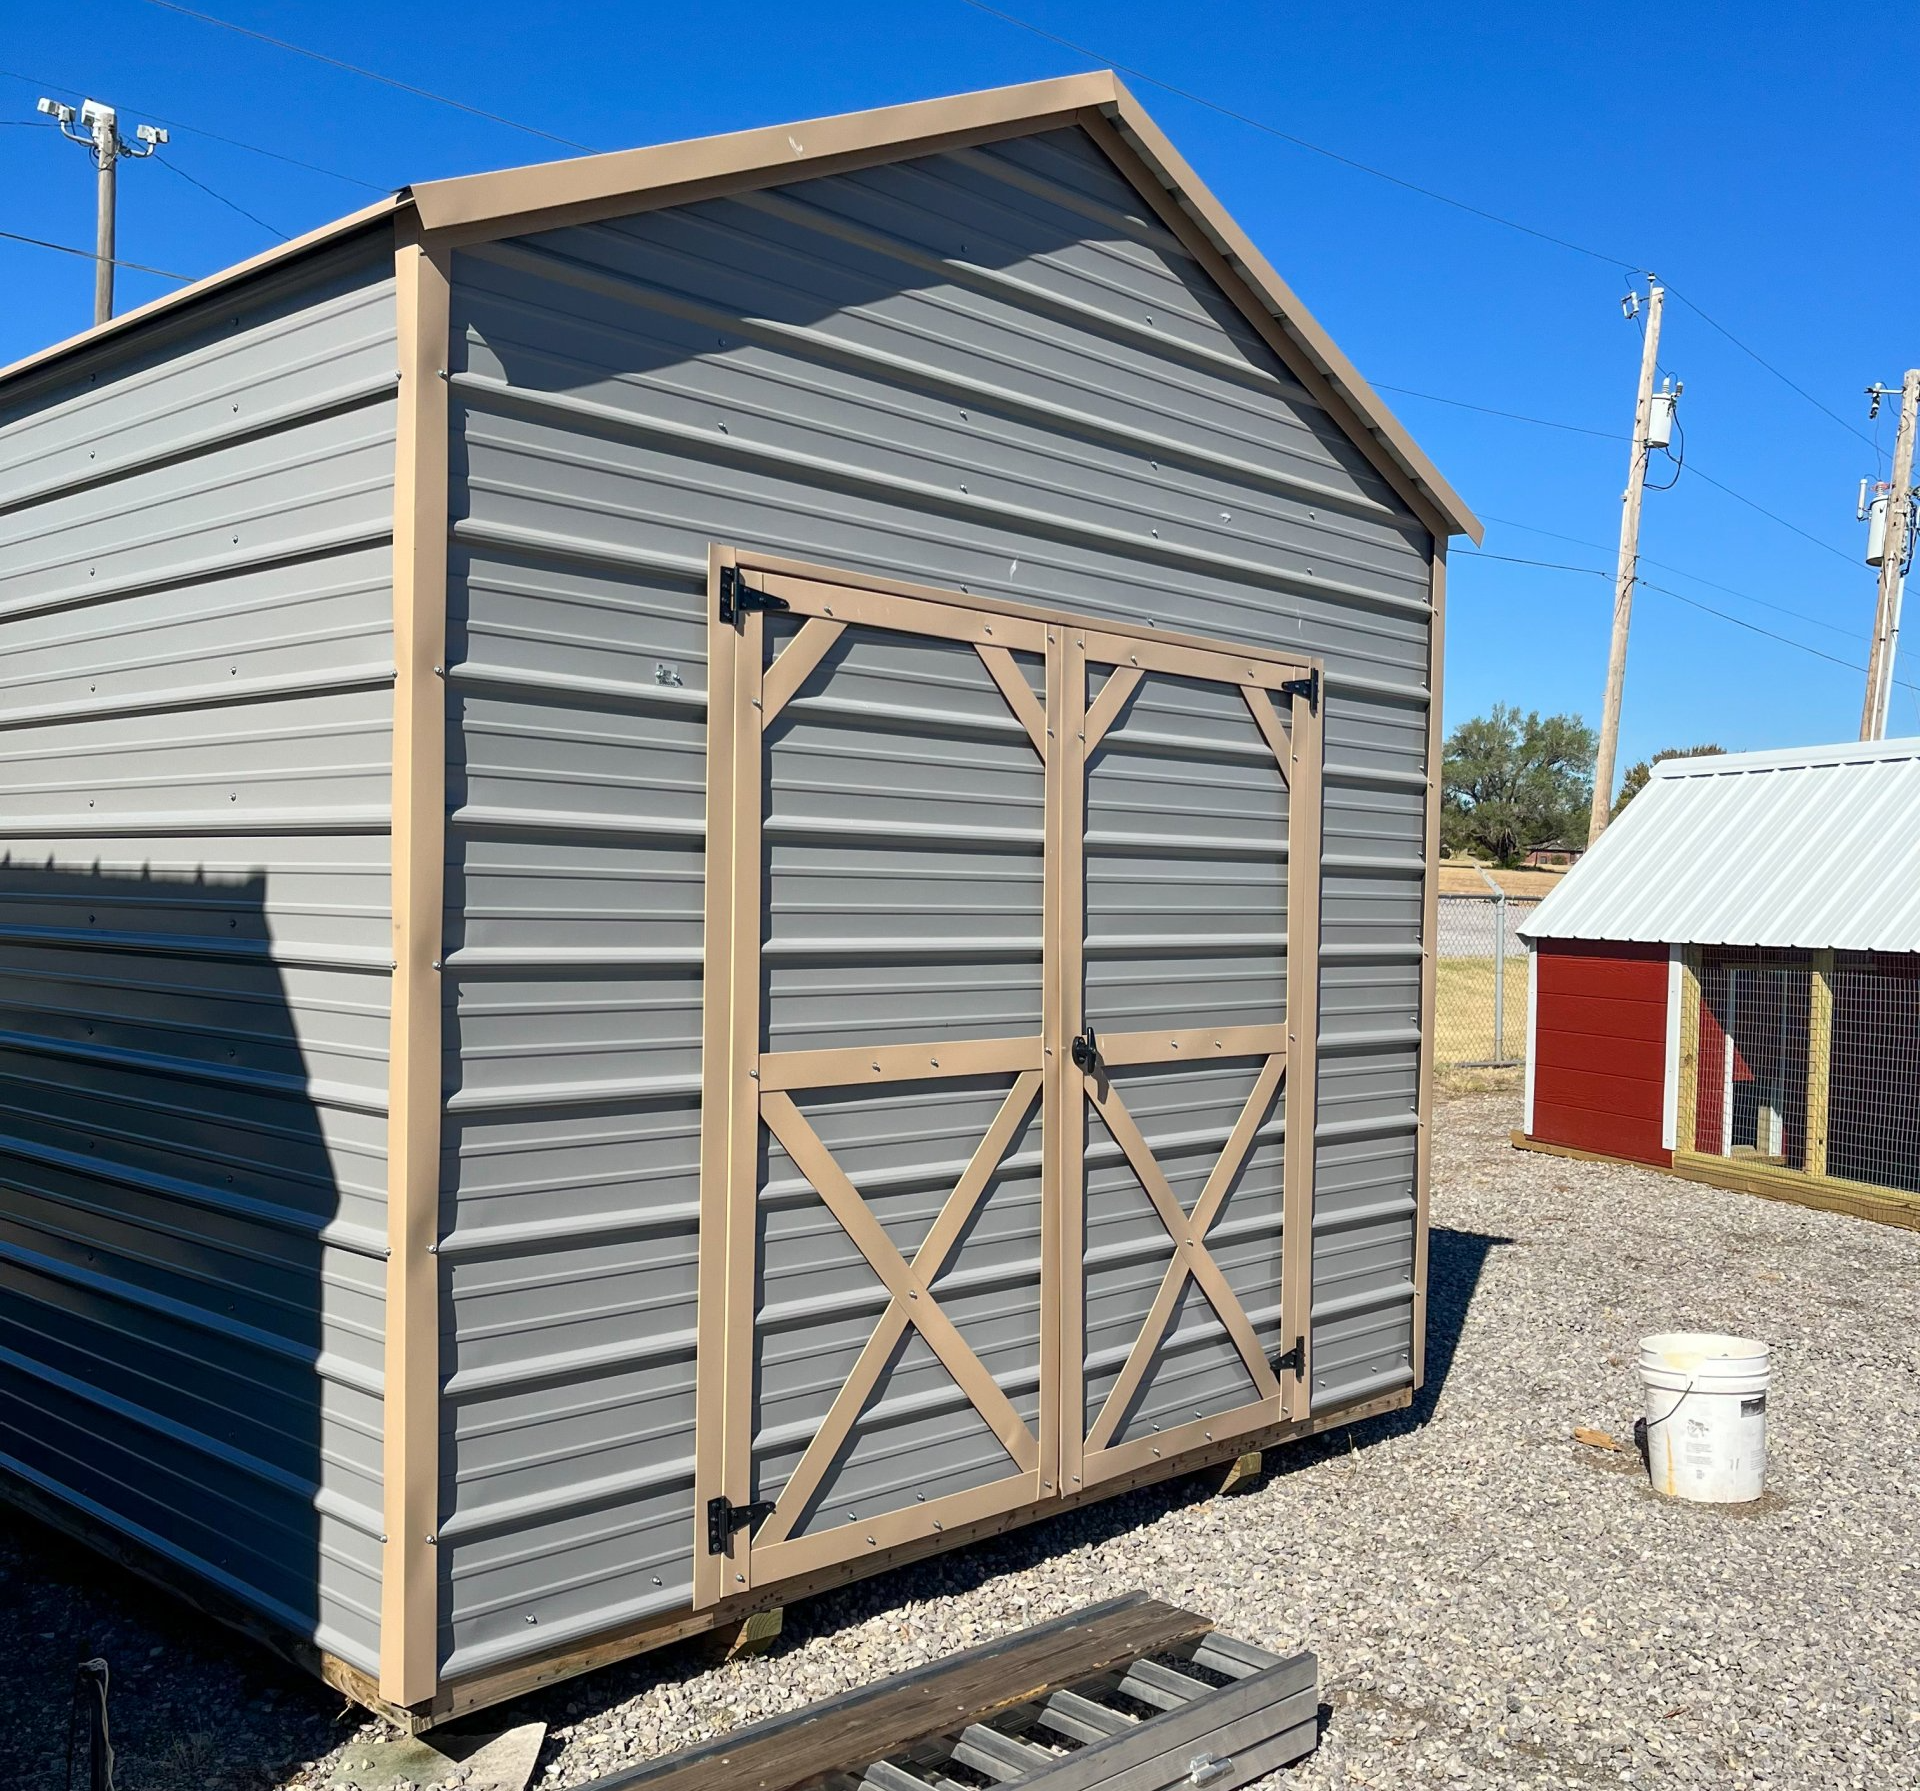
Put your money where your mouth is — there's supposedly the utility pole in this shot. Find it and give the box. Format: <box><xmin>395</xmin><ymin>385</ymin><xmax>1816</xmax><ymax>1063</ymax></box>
<box><xmin>36</xmin><ymin>96</ymin><xmax>168</xmax><ymax>325</ymax></box>
<box><xmin>1588</xmin><ymin>280</ymin><xmax>1668</xmax><ymax>844</ymax></box>
<box><xmin>1859</xmin><ymin>369</ymin><xmax>1920</xmax><ymax>741</ymax></box>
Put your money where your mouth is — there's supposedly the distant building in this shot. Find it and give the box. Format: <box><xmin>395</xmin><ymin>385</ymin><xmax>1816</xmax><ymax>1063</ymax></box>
<box><xmin>1516</xmin><ymin>739</ymin><xmax>1920</xmax><ymax>1229</ymax></box>
<box><xmin>1521</xmin><ymin>841</ymin><xmax>1582</xmax><ymax>869</ymax></box>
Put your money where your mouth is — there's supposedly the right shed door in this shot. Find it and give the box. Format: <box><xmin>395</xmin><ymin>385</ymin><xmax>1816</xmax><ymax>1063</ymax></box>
<box><xmin>1058</xmin><ymin>626</ymin><xmax>1322</xmax><ymax>1493</ymax></box>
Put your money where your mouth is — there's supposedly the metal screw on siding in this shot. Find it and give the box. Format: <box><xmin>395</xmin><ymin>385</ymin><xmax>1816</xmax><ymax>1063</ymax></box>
<box><xmin>427</xmin><ymin>1243</ymin><xmax>438</xmax><ymax>1254</ymax></box>
<box><xmin>425</xmin><ymin>1533</ymin><xmax>437</xmax><ymax>1544</ymax></box>
<box><xmin>432</xmin><ymin>959</ymin><xmax>442</xmax><ymax>970</ymax></box>
<box><xmin>524</xmin><ymin>1615</ymin><xmax>537</xmax><ymax>1625</ymax></box>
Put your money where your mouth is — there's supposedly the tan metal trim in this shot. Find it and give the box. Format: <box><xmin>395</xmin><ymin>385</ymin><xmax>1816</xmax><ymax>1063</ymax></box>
<box><xmin>753</xmin><ymin>1072</ymin><xmax>1043</xmax><ymax>1552</ymax></box>
<box><xmin>1278</xmin><ymin>668</ymin><xmax>1324</xmax><ymax>1421</ymax></box>
<box><xmin>693</xmin><ymin>546</ymin><xmax>741</xmax><ymax>1609</ymax></box>
<box><xmin>1805</xmin><ymin>949</ymin><xmax>1834</xmax><ymax>1179</ymax></box>
<box><xmin>380</xmin><ymin>220</ymin><xmax>451</xmax><ymax>1709</ymax></box>
<box><xmin>1083</xmin><ymin>1054</ymin><xmax>1286</xmax><ymax>1452</ymax></box>
<box><xmin>757</xmin><ymin>567</ymin><xmax>1049</xmax><ymax>651</ymax></box>
<box><xmin>976</xmin><ymin>642</ymin><xmax>1049</xmax><ymax>754</ymax></box>
<box><xmin>1080</xmin><ymin>627</ymin><xmax>1311</xmax><ymax>690</ymax></box>
<box><xmin>1082</xmin><ymin>666</ymin><xmax>1142</xmax><ymax>754</ymax></box>
<box><xmin>757</xmin><ymin>1034</ymin><xmax>1043</xmax><ymax>1092</ymax></box>
<box><xmin>760</xmin><ymin>617</ymin><xmax>845</xmax><ymax>724</ymax></box>
<box><xmin>1094</xmin><ymin>1023</ymin><xmax>1287</xmax><ymax>1069</ymax></box>
<box><xmin>1410</xmin><ymin>544</ymin><xmax>1443</xmax><ymax>1391</ymax></box>
<box><xmin>1079</xmin><ymin>104</ymin><xmax>1478</xmax><ymax>543</ymax></box>
<box><xmin>1240</xmin><ymin>687</ymin><xmax>1294</xmax><ymax>791</ymax></box>
<box><xmin>1675</xmin><ymin>948</ymin><xmax>1702</xmax><ymax>1157</ymax></box>
<box><xmin>737</xmin><ymin>549</ymin><xmax>1322</xmax><ymax>668</ymax></box>
<box><xmin>1084</xmin><ymin>1393</ymin><xmax>1280</xmax><ymax>1484</ymax></box>
<box><xmin>0</xmin><ymin>195</ymin><xmax>406</xmax><ymax>393</ymax></box>
<box><xmin>761</xmin><ymin>1092</ymin><xmax>1041</xmax><ymax>1474</ymax></box>
<box><xmin>1054</xmin><ymin>628</ymin><xmax>1089</xmax><ymax>1493</ymax></box>
<box><xmin>411</xmin><ymin>73</ymin><xmax>1117</xmax><ymax>236</ymax></box>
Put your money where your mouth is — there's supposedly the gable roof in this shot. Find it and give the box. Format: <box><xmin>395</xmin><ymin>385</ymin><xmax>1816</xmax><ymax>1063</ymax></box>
<box><xmin>1520</xmin><ymin>737</ymin><xmax>1920</xmax><ymax>954</ymax></box>
<box><xmin>0</xmin><ymin>72</ymin><xmax>1477</xmax><ymax>541</ymax></box>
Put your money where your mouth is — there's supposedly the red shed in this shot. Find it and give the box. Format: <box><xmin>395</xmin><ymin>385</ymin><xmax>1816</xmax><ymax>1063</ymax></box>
<box><xmin>1516</xmin><ymin>740</ymin><xmax>1920</xmax><ymax>1228</ymax></box>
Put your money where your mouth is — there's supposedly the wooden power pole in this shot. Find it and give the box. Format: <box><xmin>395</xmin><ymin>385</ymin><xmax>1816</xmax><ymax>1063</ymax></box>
<box><xmin>1860</xmin><ymin>368</ymin><xmax>1920</xmax><ymax>741</ymax></box>
<box><xmin>1589</xmin><ymin>281</ymin><xmax>1665</xmax><ymax>843</ymax></box>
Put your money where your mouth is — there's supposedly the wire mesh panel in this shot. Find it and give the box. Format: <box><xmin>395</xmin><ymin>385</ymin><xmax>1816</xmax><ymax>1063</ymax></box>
<box><xmin>1692</xmin><ymin>951</ymin><xmax>1811</xmax><ymax>1167</ymax></box>
<box><xmin>1435</xmin><ymin>893</ymin><xmax>1539</xmax><ymax>1067</ymax></box>
<box><xmin>1829</xmin><ymin>953</ymin><xmax>1920</xmax><ymax>1195</ymax></box>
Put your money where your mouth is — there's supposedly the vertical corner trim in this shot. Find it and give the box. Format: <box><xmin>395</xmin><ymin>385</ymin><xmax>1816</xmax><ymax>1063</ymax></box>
<box><xmin>1410</xmin><ymin>543</ymin><xmax>1445</xmax><ymax>1392</ymax></box>
<box><xmin>381</xmin><ymin>220</ymin><xmax>452</xmax><ymax>1710</ymax></box>
<box><xmin>1660</xmin><ymin>946</ymin><xmax>1683</xmax><ymax>1151</ymax></box>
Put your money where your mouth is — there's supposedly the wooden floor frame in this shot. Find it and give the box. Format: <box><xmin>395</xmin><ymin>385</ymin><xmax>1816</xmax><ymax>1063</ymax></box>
<box><xmin>696</xmin><ymin>548</ymin><xmax>1325</xmax><ymax>1609</ymax></box>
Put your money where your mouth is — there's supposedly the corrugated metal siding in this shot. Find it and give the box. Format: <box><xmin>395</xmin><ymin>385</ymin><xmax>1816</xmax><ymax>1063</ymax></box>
<box><xmin>0</xmin><ymin>239</ymin><xmax>397</xmax><ymax>1674</ymax></box>
<box><xmin>1527</xmin><ymin>941</ymin><xmax>1671</xmax><ymax>1166</ymax></box>
<box><xmin>1523</xmin><ymin>739</ymin><xmax>1920</xmax><ymax>954</ymax></box>
<box><xmin>439</xmin><ymin>124</ymin><xmax>1432</xmax><ymax>1673</ymax></box>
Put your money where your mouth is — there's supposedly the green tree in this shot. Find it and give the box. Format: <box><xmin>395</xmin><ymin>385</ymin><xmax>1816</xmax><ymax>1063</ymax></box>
<box><xmin>1442</xmin><ymin>705</ymin><xmax>1597</xmax><ymax>866</ymax></box>
<box><xmin>1611</xmin><ymin>743</ymin><xmax>1725</xmax><ymax>817</ymax></box>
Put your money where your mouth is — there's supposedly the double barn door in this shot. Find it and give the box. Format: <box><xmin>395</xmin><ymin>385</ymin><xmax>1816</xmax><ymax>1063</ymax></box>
<box><xmin>693</xmin><ymin>553</ymin><xmax>1322</xmax><ymax>1607</ymax></box>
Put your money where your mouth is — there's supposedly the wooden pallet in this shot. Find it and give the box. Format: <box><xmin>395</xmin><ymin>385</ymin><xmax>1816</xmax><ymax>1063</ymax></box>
<box><xmin>582</xmin><ymin>1594</ymin><xmax>1319</xmax><ymax>1791</ymax></box>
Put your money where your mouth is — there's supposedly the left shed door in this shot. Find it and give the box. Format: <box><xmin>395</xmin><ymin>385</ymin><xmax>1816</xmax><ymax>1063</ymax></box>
<box><xmin>694</xmin><ymin>558</ymin><xmax>1056</xmax><ymax>1604</ymax></box>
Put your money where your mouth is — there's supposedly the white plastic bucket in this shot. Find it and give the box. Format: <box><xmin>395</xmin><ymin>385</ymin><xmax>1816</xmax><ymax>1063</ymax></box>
<box><xmin>1638</xmin><ymin>1332</ymin><xmax>1770</xmax><ymax>1503</ymax></box>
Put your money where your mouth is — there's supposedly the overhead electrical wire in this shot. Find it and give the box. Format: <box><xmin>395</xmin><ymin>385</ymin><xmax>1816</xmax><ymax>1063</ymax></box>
<box><xmin>156</xmin><ymin>152</ymin><xmax>289</xmax><ymax>241</ymax></box>
<box><xmin>0</xmin><ymin>227</ymin><xmax>190</xmax><ymax>280</ymax></box>
<box><xmin>0</xmin><ymin>66</ymin><xmax>389</xmax><ymax>190</ymax></box>
<box><xmin>1684</xmin><ymin>463</ymin><xmax>1860</xmax><ymax>565</ymax></box>
<box><xmin>956</xmin><ymin>0</ymin><xmax>1883</xmax><ymax>458</ymax></box>
<box><xmin>136</xmin><ymin>0</ymin><xmax>597</xmax><ymax>151</ymax></box>
<box><xmin>1371</xmin><ymin>382</ymin><xmax>1621</xmax><ymax>440</ymax></box>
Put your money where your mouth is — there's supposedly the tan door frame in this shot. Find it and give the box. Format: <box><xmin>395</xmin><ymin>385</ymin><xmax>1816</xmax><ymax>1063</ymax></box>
<box><xmin>693</xmin><ymin>549</ymin><xmax>1324</xmax><ymax>1603</ymax></box>
<box><xmin>1059</xmin><ymin>625</ymin><xmax>1323</xmax><ymax>1493</ymax></box>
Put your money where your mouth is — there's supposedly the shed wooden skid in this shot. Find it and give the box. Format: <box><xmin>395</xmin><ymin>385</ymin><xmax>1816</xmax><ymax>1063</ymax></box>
<box><xmin>0</xmin><ymin>73</ymin><xmax>1470</xmax><ymax>1723</ymax></box>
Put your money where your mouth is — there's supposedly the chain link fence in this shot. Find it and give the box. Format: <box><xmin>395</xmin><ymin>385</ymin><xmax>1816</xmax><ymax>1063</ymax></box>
<box><xmin>1436</xmin><ymin>892</ymin><xmax>1540</xmax><ymax>1067</ymax></box>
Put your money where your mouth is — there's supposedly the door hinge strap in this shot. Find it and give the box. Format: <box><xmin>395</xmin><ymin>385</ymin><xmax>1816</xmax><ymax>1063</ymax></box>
<box><xmin>706</xmin><ymin>1494</ymin><xmax>775</xmax><ymax>1555</ymax></box>
<box><xmin>1272</xmin><ymin>1336</ymin><xmax>1307</xmax><ymax>1379</ymax></box>
<box><xmin>1279</xmin><ymin>668</ymin><xmax>1319</xmax><ymax>713</ymax></box>
<box><xmin>718</xmin><ymin>565</ymin><xmax>791</xmax><ymax>628</ymax></box>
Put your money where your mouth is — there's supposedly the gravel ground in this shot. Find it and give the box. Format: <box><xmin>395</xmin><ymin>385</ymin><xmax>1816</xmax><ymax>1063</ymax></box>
<box><xmin>5</xmin><ymin>1087</ymin><xmax>1918</xmax><ymax>1790</ymax></box>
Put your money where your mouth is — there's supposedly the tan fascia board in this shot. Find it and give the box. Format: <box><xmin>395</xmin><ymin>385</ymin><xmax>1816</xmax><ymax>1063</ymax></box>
<box><xmin>1097</xmin><ymin>85</ymin><xmax>1481</xmax><ymax>544</ymax></box>
<box><xmin>407</xmin><ymin>71</ymin><xmax>1121</xmax><ymax>237</ymax></box>
<box><xmin>0</xmin><ymin>194</ymin><xmax>407</xmax><ymax>394</ymax></box>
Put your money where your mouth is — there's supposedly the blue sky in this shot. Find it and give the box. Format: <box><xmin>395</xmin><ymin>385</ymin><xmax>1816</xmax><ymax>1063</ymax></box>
<box><xmin>5</xmin><ymin>0</ymin><xmax>1914</xmax><ymax>780</ymax></box>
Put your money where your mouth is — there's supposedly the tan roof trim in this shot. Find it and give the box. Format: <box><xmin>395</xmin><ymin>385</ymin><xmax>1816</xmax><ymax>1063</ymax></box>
<box><xmin>0</xmin><ymin>72</ymin><xmax>1476</xmax><ymax>541</ymax></box>
<box><xmin>0</xmin><ymin>195</ymin><xmax>407</xmax><ymax>394</ymax></box>
<box><xmin>1096</xmin><ymin>90</ymin><xmax>1479</xmax><ymax>542</ymax></box>
<box><xmin>408</xmin><ymin>72</ymin><xmax>1119</xmax><ymax>235</ymax></box>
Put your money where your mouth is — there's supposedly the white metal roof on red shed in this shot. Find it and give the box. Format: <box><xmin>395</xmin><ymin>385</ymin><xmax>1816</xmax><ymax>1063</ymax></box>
<box><xmin>1519</xmin><ymin>737</ymin><xmax>1920</xmax><ymax>954</ymax></box>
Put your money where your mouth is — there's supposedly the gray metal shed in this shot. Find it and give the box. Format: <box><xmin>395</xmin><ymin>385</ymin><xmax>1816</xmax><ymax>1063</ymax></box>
<box><xmin>0</xmin><ymin>71</ymin><xmax>1477</xmax><ymax>1725</ymax></box>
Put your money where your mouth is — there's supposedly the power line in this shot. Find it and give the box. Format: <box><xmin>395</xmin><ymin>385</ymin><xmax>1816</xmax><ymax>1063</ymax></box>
<box><xmin>1662</xmin><ymin>281</ymin><xmax>1879</xmax><ymax>452</ymax></box>
<box><xmin>0</xmin><ymin>227</ymin><xmax>190</xmax><ymax>281</ymax></box>
<box><xmin>957</xmin><ymin>0</ymin><xmax>1882</xmax><ymax>458</ymax></box>
<box><xmin>1454</xmin><ymin>543</ymin><xmax>1918</xmax><ymax>695</ymax></box>
<box><xmin>957</xmin><ymin>0</ymin><xmax>1637</xmax><ymax>270</ymax></box>
<box><xmin>137</xmin><ymin>0</ymin><xmax>595</xmax><ymax>151</ymax></box>
<box><xmin>0</xmin><ymin>66</ymin><xmax>389</xmax><ymax>191</ymax></box>
<box><xmin>155</xmin><ymin>151</ymin><xmax>289</xmax><ymax>241</ymax></box>
<box><xmin>1479</xmin><ymin>510</ymin><xmax>1863</xmax><ymax>640</ymax></box>
<box><xmin>1373</xmin><ymin>382</ymin><xmax>1620</xmax><ymax>440</ymax></box>
<box><xmin>1685</xmin><ymin>463</ymin><xmax>1858</xmax><ymax>565</ymax></box>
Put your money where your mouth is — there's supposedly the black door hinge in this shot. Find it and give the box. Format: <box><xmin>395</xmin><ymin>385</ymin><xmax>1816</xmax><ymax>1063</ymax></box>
<box><xmin>1279</xmin><ymin>668</ymin><xmax>1319</xmax><ymax>713</ymax></box>
<box><xmin>717</xmin><ymin>566</ymin><xmax>791</xmax><ymax>628</ymax></box>
<box><xmin>706</xmin><ymin>1494</ymin><xmax>775</xmax><ymax>1555</ymax></box>
<box><xmin>1272</xmin><ymin>1336</ymin><xmax>1307</xmax><ymax>1379</ymax></box>
<box><xmin>1070</xmin><ymin>1026</ymin><xmax>1099</xmax><ymax>1073</ymax></box>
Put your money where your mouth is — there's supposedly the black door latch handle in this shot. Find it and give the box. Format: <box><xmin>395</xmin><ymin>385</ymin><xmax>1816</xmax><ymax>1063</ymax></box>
<box><xmin>1070</xmin><ymin>1027</ymin><xmax>1099</xmax><ymax>1072</ymax></box>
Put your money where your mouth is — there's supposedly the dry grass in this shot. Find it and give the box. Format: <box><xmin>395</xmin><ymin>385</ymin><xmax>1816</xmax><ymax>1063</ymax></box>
<box><xmin>1435</xmin><ymin>955</ymin><xmax>1527</xmax><ymax>1073</ymax></box>
<box><xmin>1437</xmin><ymin>863</ymin><xmax>1569</xmax><ymax>897</ymax></box>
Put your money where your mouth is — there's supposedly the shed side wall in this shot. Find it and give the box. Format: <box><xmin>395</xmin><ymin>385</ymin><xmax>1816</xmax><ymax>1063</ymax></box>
<box><xmin>0</xmin><ymin>239</ymin><xmax>398</xmax><ymax>1673</ymax></box>
<box><xmin>437</xmin><ymin>124</ymin><xmax>1434</xmax><ymax>1677</ymax></box>
<box><xmin>1529</xmin><ymin>939</ymin><xmax>1672</xmax><ymax>1167</ymax></box>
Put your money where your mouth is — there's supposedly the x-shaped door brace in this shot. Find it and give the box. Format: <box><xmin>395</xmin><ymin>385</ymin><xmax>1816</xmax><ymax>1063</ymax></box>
<box><xmin>754</xmin><ymin>1073</ymin><xmax>1044</xmax><ymax>1547</ymax></box>
<box><xmin>1083</xmin><ymin>1052</ymin><xmax>1287</xmax><ymax>1453</ymax></box>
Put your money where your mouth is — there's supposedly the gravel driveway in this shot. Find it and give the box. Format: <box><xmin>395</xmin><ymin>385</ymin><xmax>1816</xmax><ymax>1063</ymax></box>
<box><xmin>4</xmin><ymin>1088</ymin><xmax>1918</xmax><ymax>1790</ymax></box>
